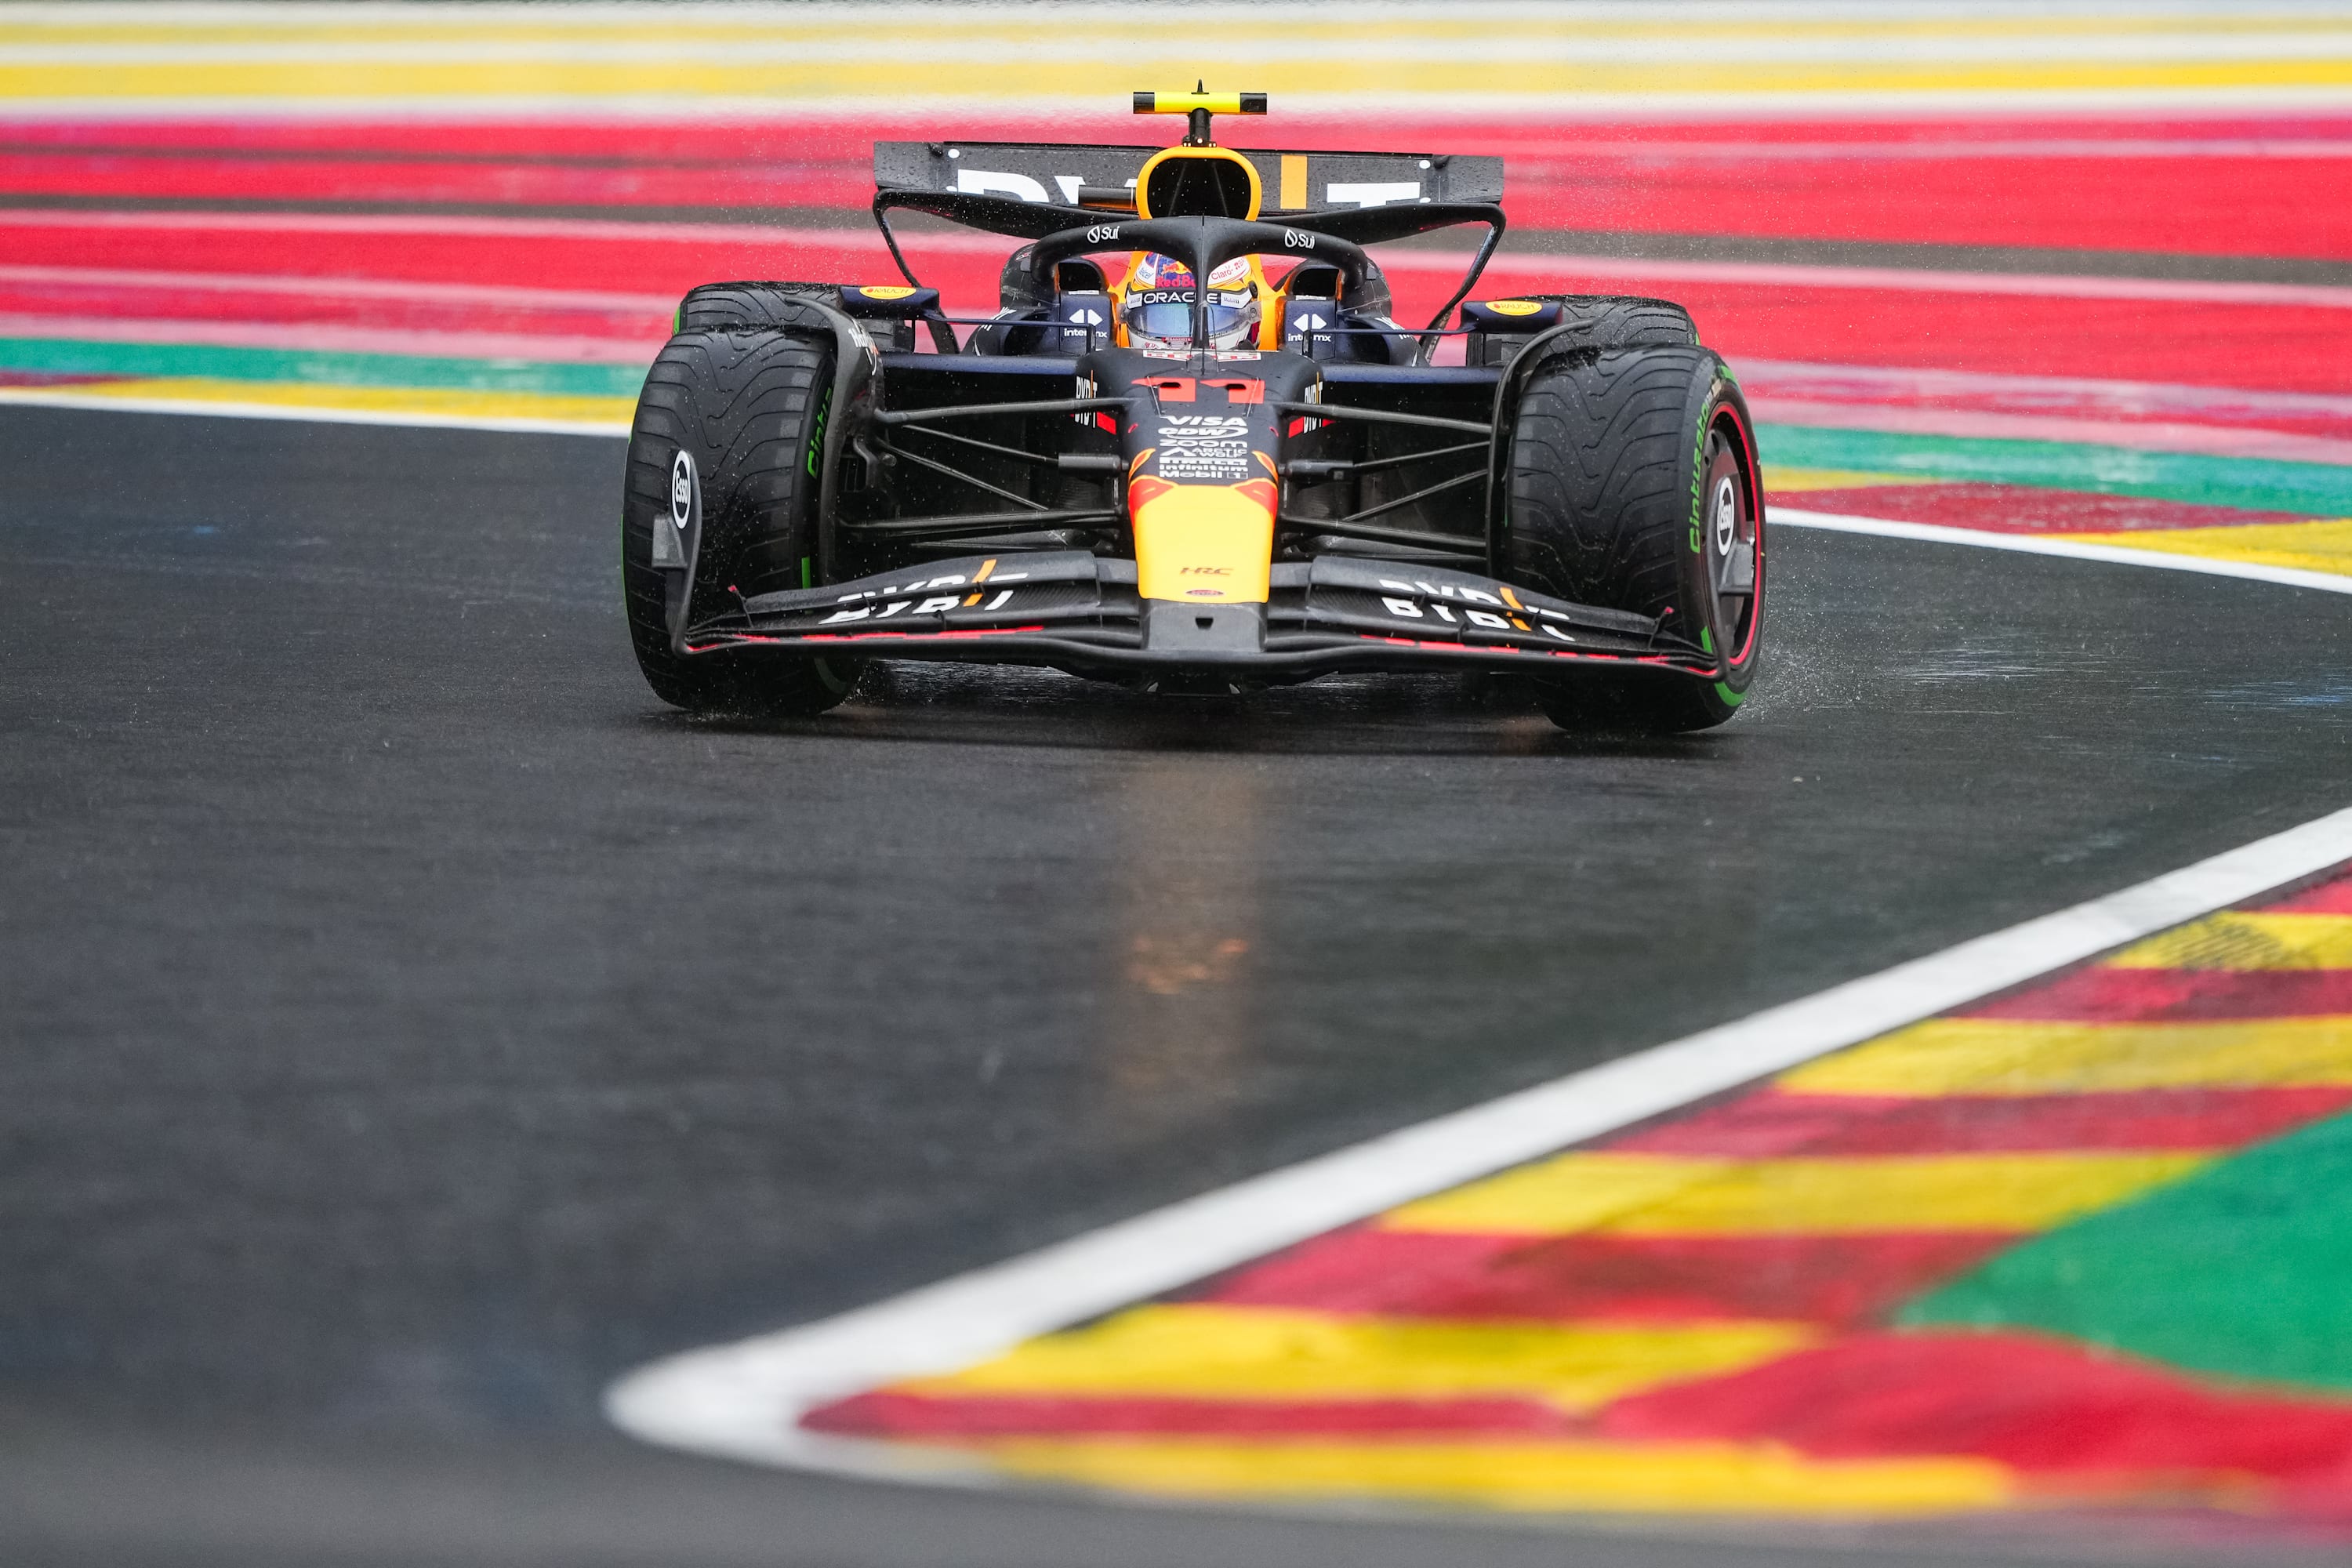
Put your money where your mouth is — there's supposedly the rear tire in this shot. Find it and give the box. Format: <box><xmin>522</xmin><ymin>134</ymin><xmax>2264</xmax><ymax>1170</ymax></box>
<box><xmin>621</xmin><ymin>328</ymin><xmax>856</xmax><ymax>717</ymax></box>
<box><xmin>1501</xmin><ymin>344</ymin><xmax>1763</xmax><ymax>733</ymax></box>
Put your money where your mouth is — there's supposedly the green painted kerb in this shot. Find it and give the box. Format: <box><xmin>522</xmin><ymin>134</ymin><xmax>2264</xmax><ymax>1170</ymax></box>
<box><xmin>1760</xmin><ymin>423</ymin><xmax>2352</xmax><ymax>519</ymax></box>
<box><xmin>0</xmin><ymin>339</ymin><xmax>648</xmax><ymax>398</ymax></box>
<box><xmin>1900</xmin><ymin>1108</ymin><xmax>2352</xmax><ymax>1392</ymax></box>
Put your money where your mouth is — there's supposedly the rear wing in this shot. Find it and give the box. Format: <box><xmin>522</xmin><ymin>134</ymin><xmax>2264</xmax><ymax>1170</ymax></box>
<box><xmin>873</xmin><ymin>141</ymin><xmax>1502</xmax><ymax>215</ymax></box>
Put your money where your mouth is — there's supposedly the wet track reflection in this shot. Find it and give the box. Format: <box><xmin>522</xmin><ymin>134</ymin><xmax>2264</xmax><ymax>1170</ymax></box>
<box><xmin>3</xmin><ymin>407</ymin><xmax>2350</xmax><ymax>1566</ymax></box>
<box><xmin>1105</xmin><ymin>760</ymin><xmax>1261</xmax><ymax>1122</ymax></box>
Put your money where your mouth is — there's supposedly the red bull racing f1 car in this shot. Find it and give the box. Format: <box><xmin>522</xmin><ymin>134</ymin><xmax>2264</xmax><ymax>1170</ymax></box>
<box><xmin>622</xmin><ymin>90</ymin><xmax>1762</xmax><ymax>731</ymax></box>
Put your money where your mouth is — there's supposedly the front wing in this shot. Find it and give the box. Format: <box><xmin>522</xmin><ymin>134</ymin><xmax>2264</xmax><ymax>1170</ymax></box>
<box><xmin>678</xmin><ymin>554</ymin><xmax>1720</xmax><ymax>684</ymax></box>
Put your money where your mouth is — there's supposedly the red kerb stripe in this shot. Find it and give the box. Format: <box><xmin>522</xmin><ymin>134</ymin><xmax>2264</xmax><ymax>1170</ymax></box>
<box><xmin>1600</xmin><ymin>1330</ymin><xmax>2352</xmax><ymax>1484</ymax></box>
<box><xmin>1609</xmin><ymin>1087</ymin><xmax>2352</xmax><ymax>1156</ymax></box>
<box><xmin>1198</xmin><ymin>1227</ymin><xmax>2012</xmax><ymax>1329</ymax></box>
<box><xmin>2267</xmin><ymin>874</ymin><xmax>2352</xmax><ymax>915</ymax></box>
<box><xmin>1967</xmin><ymin>968</ymin><xmax>2352</xmax><ymax>1022</ymax></box>
<box><xmin>801</xmin><ymin>1388</ymin><xmax>1577</xmax><ymax>1440</ymax></box>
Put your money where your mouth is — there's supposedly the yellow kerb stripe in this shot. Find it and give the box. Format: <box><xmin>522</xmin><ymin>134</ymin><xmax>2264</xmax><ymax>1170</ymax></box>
<box><xmin>6</xmin><ymin>56</ymin><xmax>2352</xmax><ymax>104</ymax></box>
<box><xmin>1381</xmin><ymin>1152</ymin><xmax>2204</xmax><ymax>1236</ymax></box>
<box><xmin>6</xmin><ymin>15</ymin><xmax>2346</xmax><ymax>46</ymax></box>
<box><xmin>1762</xmin><ymin>466</ymin><xmax>1937</xmax><ymax>492</ymax></box>
<box><xmin>980</xmin><ymin>1437</ymin><xmax>2016</xmax><ymax>1515</ymax></box>
<box><xmin>2105</xmin><ymin>911</ymin><xmax>2352</xmax><ymax>970</ymax></box>
<box><xmin>903</xmin><ymin>1303</ymin><xmax>1813</xmax><ymax>1414</ymax></box>
<box><xmin>1783</xmin><ymin>1016</ymin><xmax>2352</xmax><ymax>1096</ymax></box>
<box><xmin>0</xmin><ymin>378</ymin><xmax>634</xmax><ymax>427</ymax></box>
<box><xmin>2066</xmin><ymin>518</ymin><xmax>2352</xmax><ymax>580</ymax></box>
<box><xmin>1382</xmin><ymin>1152</ymin><xmax>1715</xmax><ymax>1233</ymax></box>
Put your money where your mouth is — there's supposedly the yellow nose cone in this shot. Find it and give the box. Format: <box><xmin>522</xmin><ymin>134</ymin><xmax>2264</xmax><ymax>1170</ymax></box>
<box><xmin>1131</xmin><ymin>481</ymin><xmax>1276</xmax><ymax>603</ymax></box>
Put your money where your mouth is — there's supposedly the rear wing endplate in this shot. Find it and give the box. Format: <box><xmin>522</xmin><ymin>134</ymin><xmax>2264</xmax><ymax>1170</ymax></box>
<box><xmin>874</xmin><ymin>141</ymin><xmax>1502</xmax><ymax>214</ymax></box>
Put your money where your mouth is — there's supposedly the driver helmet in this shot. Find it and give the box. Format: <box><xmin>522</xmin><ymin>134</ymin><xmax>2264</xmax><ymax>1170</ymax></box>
<box><xmin>1120</xmin><ymin>253</ymin><xmax>1261</xmax><ymax>351</ymax></box>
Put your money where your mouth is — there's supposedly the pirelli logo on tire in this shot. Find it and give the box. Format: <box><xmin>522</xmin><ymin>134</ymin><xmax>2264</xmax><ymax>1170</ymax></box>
<box><xmin>806</xmin><ymin>383</ymin><xmax>833</xmax><ymax>478</ymax></box>
<box><xmin>1690</xmin><ymin>372</ymin><xmax>1733</xmax><ymax>554</ymax></box>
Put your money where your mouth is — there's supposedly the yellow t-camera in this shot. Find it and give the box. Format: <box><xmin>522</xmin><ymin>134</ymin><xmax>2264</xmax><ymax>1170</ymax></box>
<box><xmin>1132</xmin><ymin>89</ymin><xmax>1267</xmax><ymax>117</ymax></box>
<box><xmin>1134</xmin><ymin>88</ymin><xmax>1267</xmax><ymax>147</ymax></box>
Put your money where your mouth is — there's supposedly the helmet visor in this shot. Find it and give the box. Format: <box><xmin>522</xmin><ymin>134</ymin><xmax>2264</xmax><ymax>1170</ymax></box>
<box><xmin>1126</xmin><ymin>289</ymin><xmax>1256</xmax><ymax>348</ymax></box>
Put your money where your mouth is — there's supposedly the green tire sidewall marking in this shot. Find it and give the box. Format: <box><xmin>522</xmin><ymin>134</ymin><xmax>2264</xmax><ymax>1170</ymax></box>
<box><xmin>806</xmin><ymin>380</ymin><xmax>834</xmax><ymax>479</ymax></box>
<box><xmin>1690</xmin><ymin>371</ymin><xmax>1732</xmax><ymax>555</ymax></box>
<box><xmin>1698</xmin><ymin>627</ymin><xmax>1744</xmax><ymax>706</ymax></box>
<box><xmin>1688</xmin><ymin>390</ymin><xmax>1710</xmax><ymax>555</ymax></box>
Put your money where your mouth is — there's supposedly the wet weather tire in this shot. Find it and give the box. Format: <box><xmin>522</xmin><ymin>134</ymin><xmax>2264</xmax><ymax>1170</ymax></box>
<box><xmin>1547</xmin><ymin>296</ymin><xmax>1698</xmax><ymax>352</ymax></box>
<box><xmin>621</xmin><ymin>327</ymin><xmax>855</xmax><ymax>717</ymax></box>
<box><xmin>1501</xmin><ymin>343</ymin><xmax>1763</xmax><ymax>733</ymax></box>
<box><xmin>674</xmin><ymin>282</ymin><xmax>833</xmax><ymax>334</ymax></box>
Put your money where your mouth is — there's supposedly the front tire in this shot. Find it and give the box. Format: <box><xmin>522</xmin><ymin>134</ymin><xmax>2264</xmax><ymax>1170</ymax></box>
<box><xmin>621</xmin><ymin>327</ymin><xmax>855</xmax><ymax>717</ymax></box>
<box><xmin>1501</xmin><ymin>344</ymin><xmax>1763</xmax><ymax>733</ymax></box>
<box><xmin>1548</xmin><ymin>295</ymin><xmax>1698</xmax><ymax>352</ymax></box>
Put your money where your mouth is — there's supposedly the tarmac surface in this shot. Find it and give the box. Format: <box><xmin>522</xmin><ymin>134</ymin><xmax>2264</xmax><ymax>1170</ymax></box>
<box><xmin>5</xmin><ymin>404</ymin><xmax>2351</xmax><ymax>1565</ymax></box>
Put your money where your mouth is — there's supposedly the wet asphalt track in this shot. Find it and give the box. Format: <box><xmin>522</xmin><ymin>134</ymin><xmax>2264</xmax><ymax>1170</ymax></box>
<box><xmin>4</xmin><ymin>404</ymin><xmax>2351</xmax><ymax>1566</ymax></box>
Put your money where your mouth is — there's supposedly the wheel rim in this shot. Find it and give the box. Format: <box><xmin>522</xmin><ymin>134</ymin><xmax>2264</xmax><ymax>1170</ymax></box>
<box><xmin>1704</xmin><ymin>428</ymin><xmax>1758</xmax><ymax>658</ymax></box>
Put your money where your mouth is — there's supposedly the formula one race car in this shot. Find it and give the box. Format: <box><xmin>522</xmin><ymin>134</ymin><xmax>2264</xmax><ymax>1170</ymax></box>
<box><xmin>621</xmin><ymin>89</ymin><xmax>1762</xmax><ymax>731</ymax></box>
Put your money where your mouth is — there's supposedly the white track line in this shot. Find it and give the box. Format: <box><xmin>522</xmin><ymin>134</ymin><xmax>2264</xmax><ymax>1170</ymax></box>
<box><xmin>0</xmin><ymin>314</ymin><xmax>657</xmax><ymax>364</ymax></box>
<box><xmin>5</xmin><ymin>386</ymin><xmax>2344</xmax><ymax>602</ymax></box>
<box><xmin>608</xmin><ymin>798</ymin><xmax>2352</xmax><ymax>1474</ymax></box>
<box><xmin>1775</xmin><ymin>506</ymin><xmax>2352</xmax><ymax>596</ymax></box>
<box><xmin>0</xmin><ymin>387</ymin><xmax>626</xmax><ymax>435</ymax></box>
<box><xmin>0</xmin><ymin>262</ymin><xmax>678</xmax><ymax>312</ymax></box>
